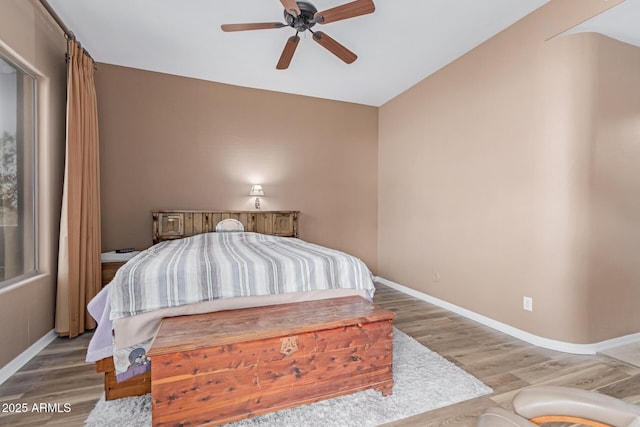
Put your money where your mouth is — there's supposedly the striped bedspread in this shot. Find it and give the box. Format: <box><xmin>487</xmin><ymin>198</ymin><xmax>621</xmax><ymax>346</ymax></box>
<box><xmin>109</xmin><ymin>232</ymin><xmax>375</xmax><ymax>320</ymax></box>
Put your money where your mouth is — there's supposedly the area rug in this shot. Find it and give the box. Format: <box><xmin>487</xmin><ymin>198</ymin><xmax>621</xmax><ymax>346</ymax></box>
<box><xmin>85</xmin><ymin>329</ymin><xmax>491</xmax><ymax>427</ymax></box>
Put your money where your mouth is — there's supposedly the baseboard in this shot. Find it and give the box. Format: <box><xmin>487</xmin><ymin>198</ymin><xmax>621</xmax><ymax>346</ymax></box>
<box><xmin>375</xmin><ymin>276</ymin><xmax>640</xmax><ymax>355</ymax></box>
<box><xmin>0</xmin><ymin>329</ymin><xmax>57</xmax><ymax>385</ymax></box>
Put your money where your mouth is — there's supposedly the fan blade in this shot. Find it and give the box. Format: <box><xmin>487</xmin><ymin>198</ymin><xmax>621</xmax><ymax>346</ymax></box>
<box><xmin>280</xmin><ymin>0</ymin><xmax>301</xmax><ymax>17</ymax></box>
<box><xmin>221</xmin><ymin>22</ymin><xmax>286</xmax><ymax>32</ymax></box>
<box><xmin>276</xmin><ymin>35</ymin><xmax>300</xmax><ymax>70</ymax></box>
<box><xmin>314</xmin><ymin>0</ymin><xmax>375</xmax><ymax>24</ymax></box>
<box><xmin>312</xmin><ymin>31</ymin><xmax>357</xmax><ymax>64</ymax></box>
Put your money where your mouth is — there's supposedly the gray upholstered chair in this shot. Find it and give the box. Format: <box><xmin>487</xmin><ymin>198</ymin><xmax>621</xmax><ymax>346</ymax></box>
<box><xmin>477</xmin><ymin>386</ymin><xmax>640</xmax><ymax>427</ymax></box>
<box><xmin>477</xmin><ymin>407</ymin><xmax>537</xmax><ymax>427</ymax></box>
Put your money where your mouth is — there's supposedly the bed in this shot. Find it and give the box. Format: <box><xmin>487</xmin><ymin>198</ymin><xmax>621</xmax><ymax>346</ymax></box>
<box><xmin>87</xmin><ymin>210</ymin><xmax>377</xmax><ymax>400</ymax></box>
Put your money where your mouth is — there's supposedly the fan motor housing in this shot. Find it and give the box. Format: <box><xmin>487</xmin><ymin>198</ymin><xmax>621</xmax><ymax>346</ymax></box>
<box><xmin>284</xmin><ymin>1</ymin><xmax>317</xmax><ymax>31</ymax></box>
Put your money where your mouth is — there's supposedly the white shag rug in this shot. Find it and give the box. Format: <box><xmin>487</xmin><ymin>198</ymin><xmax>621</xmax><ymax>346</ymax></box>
<box><xmin>85</xmin><ymin>329</ymin><xmax>491</xmax><ymax>427</ymax></box>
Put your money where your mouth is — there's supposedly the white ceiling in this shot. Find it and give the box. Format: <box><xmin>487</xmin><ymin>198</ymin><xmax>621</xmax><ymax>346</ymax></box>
<box><xmin>47</xmin><ymin>0</ymin><xmax>637</xmax><ymax>107</ymax></box>
<box><xmin>561</xmin><ymin>0</ymin><xmax>640</xmax><ymax>47</ymax></box>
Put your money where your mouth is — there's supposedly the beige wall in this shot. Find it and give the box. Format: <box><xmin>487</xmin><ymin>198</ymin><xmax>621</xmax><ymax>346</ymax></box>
<box><xmin>586</xmin><ymin>35</ymin><xmax>640</xmax><ymax>339</ymax></box>
<box><xmin>0</xmin><ymin>0</ymin><xmax>67</xmax><ymax>366</ymax></box>
<box><xmin>96</xmin><ymin>64</ymin><xmax>379</xmax><ymax>270</ymax></box>
<box><xmin>378</xmin><ymin>0</ymin><xmax>637</xmax><ymax>344</ymax></box>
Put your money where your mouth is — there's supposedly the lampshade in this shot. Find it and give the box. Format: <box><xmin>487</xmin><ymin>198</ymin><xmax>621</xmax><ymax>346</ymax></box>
<box><xmin>249</xmin><ymin>185</ymin><xmax>264</xmax><ymax>196</ymax></box>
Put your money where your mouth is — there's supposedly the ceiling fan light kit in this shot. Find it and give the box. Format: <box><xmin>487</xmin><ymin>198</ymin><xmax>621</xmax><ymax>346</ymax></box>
<box><xmin>221</xmin><ymin>0</ymin><xmax>375</xmax><ymax>70</ymax></box>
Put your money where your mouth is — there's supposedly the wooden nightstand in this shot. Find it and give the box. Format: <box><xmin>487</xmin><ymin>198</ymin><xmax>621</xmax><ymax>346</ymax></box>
<box><xmin>101</xmin><ymin>251</ymin><xmax>140</xmax><ymax>287</ymax></box>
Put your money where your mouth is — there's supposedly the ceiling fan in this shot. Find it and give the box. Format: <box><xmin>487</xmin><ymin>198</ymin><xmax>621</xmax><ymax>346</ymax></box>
<box><xmin>220</xmin><ymin>0</ymin><xmax>375</xmax><ymax>70</ymax></box>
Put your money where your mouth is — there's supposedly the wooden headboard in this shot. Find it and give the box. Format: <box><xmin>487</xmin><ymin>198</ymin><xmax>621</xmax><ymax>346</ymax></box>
<box><xmin>152</xmin><ymin>210</ymin><xmax>299</xmax><ymax>244</ymax></box>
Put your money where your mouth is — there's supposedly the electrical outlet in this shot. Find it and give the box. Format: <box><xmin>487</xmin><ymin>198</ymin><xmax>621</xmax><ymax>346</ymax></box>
<box><xmin>523</xmin><ymin>296</ymin><xmax>533</xmax><ymax>312</ymax></box>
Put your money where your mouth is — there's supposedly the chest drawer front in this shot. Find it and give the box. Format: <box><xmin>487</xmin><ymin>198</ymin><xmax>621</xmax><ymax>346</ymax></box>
<box><xmin>101</xmin><ymin>261</ymin><xmax>126</xmax><ymax>287</ymax></box>
<box><xmin>272</xmin><ymin>212</ymin><xmax>295</xmax><ymax>236</ymax></box>
<box><xmin>154</xmin><ymin>213</ymin><xmax>184</xmax><ymax>242</ymax></box>
<box><xmin>150</xmin><ymin>320</ymin><xmax>393</xmax><ymax>427</ymax></box>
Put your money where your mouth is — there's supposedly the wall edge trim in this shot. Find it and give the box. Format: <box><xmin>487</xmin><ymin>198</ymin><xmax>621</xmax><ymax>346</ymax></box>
<box><xmin>375</xmin><ymin>276</ymin><xmax>640</xmax><ymax>355</ymax></box>
<box><xmin>0</xmin><ymin>330</ymin><xmax>57</xmax><ymax>386</ymax></box>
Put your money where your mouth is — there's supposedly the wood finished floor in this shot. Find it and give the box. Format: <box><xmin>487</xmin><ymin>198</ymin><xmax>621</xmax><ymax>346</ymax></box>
<box><xmin>1</xmin><ymin>283</ymin><xmax>639</xmax><ymax>426</ymax></box>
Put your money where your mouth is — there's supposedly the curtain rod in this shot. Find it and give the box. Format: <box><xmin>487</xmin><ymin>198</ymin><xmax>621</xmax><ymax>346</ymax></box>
<box><xmin>38</xmin><ymin>0</ymin><xmax>97</xmax><ymax>66</ymax></box>
<box><xmin>38</xmin><ymin>0</ymin><xmax>74</xmax><ymax>40</ymax></box>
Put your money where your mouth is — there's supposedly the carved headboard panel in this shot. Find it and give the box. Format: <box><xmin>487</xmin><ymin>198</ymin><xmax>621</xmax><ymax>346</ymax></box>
<box><xmin>152</xmin><ymin>210</ymin><xmax>299</xmax><ymax>244</ymax></box>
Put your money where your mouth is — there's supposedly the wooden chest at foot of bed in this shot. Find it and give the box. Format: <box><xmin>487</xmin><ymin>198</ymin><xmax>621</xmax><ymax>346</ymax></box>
<box><xmin>147</xmin><ymin>296</ymin><xmax>396</xmax><ymax>427</ymax></box>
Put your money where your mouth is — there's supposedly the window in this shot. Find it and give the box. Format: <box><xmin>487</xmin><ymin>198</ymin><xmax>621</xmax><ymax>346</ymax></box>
<box><xmin>0</xmin><ymin>53</ymin><xmax>36</xmax><ymax>288</ymax></box>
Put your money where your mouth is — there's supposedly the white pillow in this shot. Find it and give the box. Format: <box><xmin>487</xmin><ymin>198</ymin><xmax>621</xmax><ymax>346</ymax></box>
<box><xmin>215</xmin><ymin>218</ymin><xmax>245</xmax><ymax>232</ymax></box>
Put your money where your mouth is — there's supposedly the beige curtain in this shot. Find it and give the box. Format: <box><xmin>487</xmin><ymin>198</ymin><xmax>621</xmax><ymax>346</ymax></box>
<box><xmin>55</xmin><ymin>39</ymin><xmax>101</xmax><ymax>338</ymax></box>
